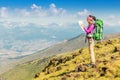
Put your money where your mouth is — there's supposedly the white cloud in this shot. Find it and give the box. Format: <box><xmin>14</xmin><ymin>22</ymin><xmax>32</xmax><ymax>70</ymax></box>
<box><xmin>104</xmin><ymin>20</ymin><xmax>120</xmax><ymax>27</ymax></box>
<box><xmin>118</xmin><ymin>21</ymin><xmax>120</xmax><ymax>24</ymax></box>
<box><xmin>0</xmin><ymin>4</ymin><xmax>120</xmax><ymax>28</ymax></box>
<box><xmin>0</xmin><ymin>7</ymin><xmax>8</xmax><ymax>18</ymax></box>
<box><xmin>1</xmin><ymin>20</ymin><xmax>29</xmax><ymax>29</ymax></box>
<box><xmin>30</xmin><ymin>4</ymin><xmax>47</xmax><ymax>17</ymax></box>
<box><xmin>104</xmin><ymin>21</ymin><xmax>116</xmax><ymax>27</ymax></box>
<box><xmin>50</xmin><ymin>3</ymin><xmax>56</xmax><ymax>8</ymax></box>
<box><xmin>51</xmin><ymin>35</ymin><xmax>57</xmax><ymax>39</ymax></box>
<box><xmin>31</xmin><ymin>4</ymin><xmax>42</xmax><ymax>10</ymax></box>
<box><xmin>103</xmin><ymin>15</ymin><xmax>120</xmax><ymax>27</ymax></box>
<box><xmin>77</xmin><ymin>9</ymin><xmax>90</xmax><ymax>16</ymax></box>
<box><xmin>0</xmin><ymin>3</ymin><xmax>69</xmax><ymax>27</ymax></box>
<box><xmin>108</xmin><ymin>15</ymin><xmax>116</xmax><ymax>19</ymax></box>
<box><xmin>30</xmin><ymin>3</ymin><xmax>66</xmax><ymax>17</ymax></box>
<box><xmin>49</xmin><ymin>3</ymin><xmax>66</xmax><ymax>16</ymax></box>
<box><xmin>15</xmin><ymin>9</ymin><xmax>30</xmax><ymax>17</ymax></box>
<box><xmin>49</xmin><ymin>3</ymin><xmax>59</xmax><ymax>15</ymax></box>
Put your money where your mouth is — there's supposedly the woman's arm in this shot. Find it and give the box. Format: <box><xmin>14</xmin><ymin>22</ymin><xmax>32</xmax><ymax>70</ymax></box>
<box><xmin>84</xmin><ymin>24</ymin><xmax>94</xmax><ymax>34</ymax></box>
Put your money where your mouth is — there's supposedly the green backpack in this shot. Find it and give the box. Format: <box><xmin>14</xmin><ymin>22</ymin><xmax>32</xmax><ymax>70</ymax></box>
<box><xmin>92</xmin><ymin>19</ymin><xmax>103</xmax><ymax>40</ymax></box>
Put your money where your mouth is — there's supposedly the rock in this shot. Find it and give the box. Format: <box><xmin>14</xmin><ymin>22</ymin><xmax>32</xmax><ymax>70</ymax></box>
<box><xmin>55</xmin><ymin>66</ymin><xmax>62</xmax><ymax>71</ymax></box>
<box><xmin>102</xmin><ymin>67</ymin><xmax>108</xmax><ymax>73</ymax></box>
<box><xmin>72</xmin><ymin>61</ymin><xmax>77</xmax><ymax>64</ymax></box>
<box><xmin>79</xmin><ymin>48</ymin><xmax>83</xmax><ymax>53</ymax></box>
<box><xmin>107</xmin><ymin>40</ymin><xmax>112</xmax><ymax>44</ymax></box>
<box><xmin>95</xmin><ymin>43</ymin><xmax>103</xmax><ymax>48</ymax></box>
<box><xmin>111</xmin><ymin>56</ymin><xmax>115</xmax><ymax>60</ymax></box>
<box><xmin>54</xmin><ymin>61</ymin><xmax>59</xmax><ymax>66</ymax></box>
<box><xmin>75</xmin><ymin>64</ymin><xmax>86</xmax><ymax>72</ymax></box>
<box><xmin>66</xmin><ymin>74</ymin><xmax>71</xmax><ymax>77</ymax></box>
<box><xmin>72</xmin><ymin>53</ymin><xmax>79</xmax><ymax>58</ymax></box>
<box><xmin>95</xmin><ymin>45</ymin><xmax>101</xmax><ymax>48</ymax></box>
<box><xmin>114</xmin><ymin>46</ymin><xmax>120</xmax><ymax>52</ymax></box>
<box><xmin>100</xmin><ymin>66</ymin><xmax>108</xmax><ymax>76</ymax></box>
<box><xmin>100</xmin><ymin>73</ymin><xmax>105</xmax><ymax>76</ymax></box>
<box><xmin>58</xmin><ymin>58</ymin><xmax>63</xmax><ymax>63</ymax></box>
<box><xmin>34</xmin><ymin>73</ymin><xmax>40</xmax><ymax>78</ymax></box>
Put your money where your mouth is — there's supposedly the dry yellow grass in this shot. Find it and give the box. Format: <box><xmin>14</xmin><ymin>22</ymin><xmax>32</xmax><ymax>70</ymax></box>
<box><xmin>33</xmin><ymin>37</ymin><xmax>120</xmax><ymax>80</ymax></box>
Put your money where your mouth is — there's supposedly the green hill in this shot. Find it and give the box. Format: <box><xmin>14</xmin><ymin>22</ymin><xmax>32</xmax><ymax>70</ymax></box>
<box><xmin>0</xmin><ymin>57</ymin><xmax>52</xmax><ymax>80</ymax></box>
<box><xmin>33</xmin><ymin>37</ymin><xmax>120</xmax><ymax>80</ymax></box>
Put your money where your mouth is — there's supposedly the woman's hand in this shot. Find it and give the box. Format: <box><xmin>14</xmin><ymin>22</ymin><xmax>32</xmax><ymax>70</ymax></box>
<box><xmin>80</xmin><ymin>24</ymin><xmax>84</xmax><ymax>28</ymax></box>
<box><xmin>78</xmin><ymin>21</ymin><xmax>84</xmax><ymax>28</ymax></box>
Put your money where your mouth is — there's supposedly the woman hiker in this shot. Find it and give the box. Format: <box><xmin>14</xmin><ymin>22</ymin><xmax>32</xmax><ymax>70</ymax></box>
<box><xmin>80</xmin><ymin>15</ymin><xmax>96</xmax><ymax>67</ymax></box>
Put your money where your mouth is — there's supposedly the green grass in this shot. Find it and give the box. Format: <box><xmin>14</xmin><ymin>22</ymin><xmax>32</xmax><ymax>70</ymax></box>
<box><xmin>0</xmin><ymin>57</ymin><xmax>50</xmax><ymax>80</ymax></box>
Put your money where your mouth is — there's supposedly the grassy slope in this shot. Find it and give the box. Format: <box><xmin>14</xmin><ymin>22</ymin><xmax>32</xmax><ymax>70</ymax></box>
<box><xmin>0</xmin><ymin>57</ymin><xmax>51</xmax><ymax>80</ymax></box>
<box><xmin>0</xmin><ymin>34</ymin><xmax>85</xmax><ymax>80</ymax></box>
<box><xmin>33</xmin><ymin>37</ymin><xmax>120</xmax><ymax>80</ymax></box>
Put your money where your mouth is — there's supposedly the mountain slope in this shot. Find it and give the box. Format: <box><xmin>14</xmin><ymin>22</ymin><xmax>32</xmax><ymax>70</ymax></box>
<box><xmin>13</xmin><ymin>33</ymin><xmax>120</xmax><ymax>65</ymax></box>
<box><xmin>18</xmin><ymin>33</ymin><xmax>86</xmax><ymax>63</ymax></box>
<box><xmin>0</xmin><ymin>57</ymin><xmax>52</xmax><ymax>80</ymax></box>
<box><xmin>0</xmin><ymin>34</ymin><xmax>120</xmax><ymax>80</ymax></box>
<box><xmin>0</xmin><ymin>34</ymin><xmax>86</xmax><ymax>80</ymax></box>
<box><xmin>33</xmin><ymin>37</ymin><xmax>120</xmax><ymax>80</ymax></box>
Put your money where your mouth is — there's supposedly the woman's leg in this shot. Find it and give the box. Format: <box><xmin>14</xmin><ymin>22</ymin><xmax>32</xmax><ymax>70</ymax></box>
<box><xmin>88</xmin><ymin>38</ymin><xmax>95</xmax><ymax>65</ymax></box>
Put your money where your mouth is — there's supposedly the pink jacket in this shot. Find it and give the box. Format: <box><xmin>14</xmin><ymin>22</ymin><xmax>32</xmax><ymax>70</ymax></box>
<box><xmin>84</xmin><ymin>24</ymin><xmax>95</xmax><ymax>35</ymax></box>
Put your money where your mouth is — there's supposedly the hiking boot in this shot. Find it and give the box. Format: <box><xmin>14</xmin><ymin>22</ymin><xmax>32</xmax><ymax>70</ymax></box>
<box><xmin>85</xmin><ymin>63</ymin><xmax>96</xmax><ymax>68</ymax></box>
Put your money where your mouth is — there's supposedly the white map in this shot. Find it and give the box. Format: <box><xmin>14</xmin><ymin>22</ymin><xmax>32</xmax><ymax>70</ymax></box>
<box><xmin>78</xmin><ymin>21</ymin><xmax>85</xmax><ymax>32</ymax></box>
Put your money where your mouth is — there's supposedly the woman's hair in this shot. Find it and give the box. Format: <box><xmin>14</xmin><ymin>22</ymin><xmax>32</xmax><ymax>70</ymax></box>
<box><xmin>88</xmin><ymin>15</ymin><xmax>96</xmax><ymax>21</ymax></box>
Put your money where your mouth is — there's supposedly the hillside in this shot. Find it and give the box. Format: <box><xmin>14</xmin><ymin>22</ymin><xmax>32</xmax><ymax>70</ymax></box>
<box><xmin>0</xmin><ymin>57</ymin><xmax>52</xmax><ymax>80</ymax></box>
<box><xmin>17</xmin><ymin>33</ymin><xmax>86</xmax><ymax>63</ymax></box>
<box><xmin>18</xmin><ymin>33</ymin><xmax>120</xmax><ymax>65</ymax></box>
<box><xmin>33</xmin><ymin>37</ymin><xmax>120</xmax><ymax>80</ymax></box>
<box><xmin>11</xmin><ymin>33</ymin><xmax>120</xmax><ymax>66</ymax></box>
<box><xmin>0</xmin><ymin>34</ymin><xmax>120</xmax><ymax>80</ymax></box>
<box><xmin>0</xmin><ymin>34</ymin><xmax>86</xmax><ymax>80</ymax></box>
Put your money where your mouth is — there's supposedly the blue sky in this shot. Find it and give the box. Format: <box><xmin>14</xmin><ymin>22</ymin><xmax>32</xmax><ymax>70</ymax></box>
<box><xmin>0</xmin><ymin>0</ymin><xmax>119</xmax><ymax>10</ymax></box>
<box><xmin>0</xmin><ymin>0</ymin><xmax>120</xmax><ymax>32</ymax></box>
